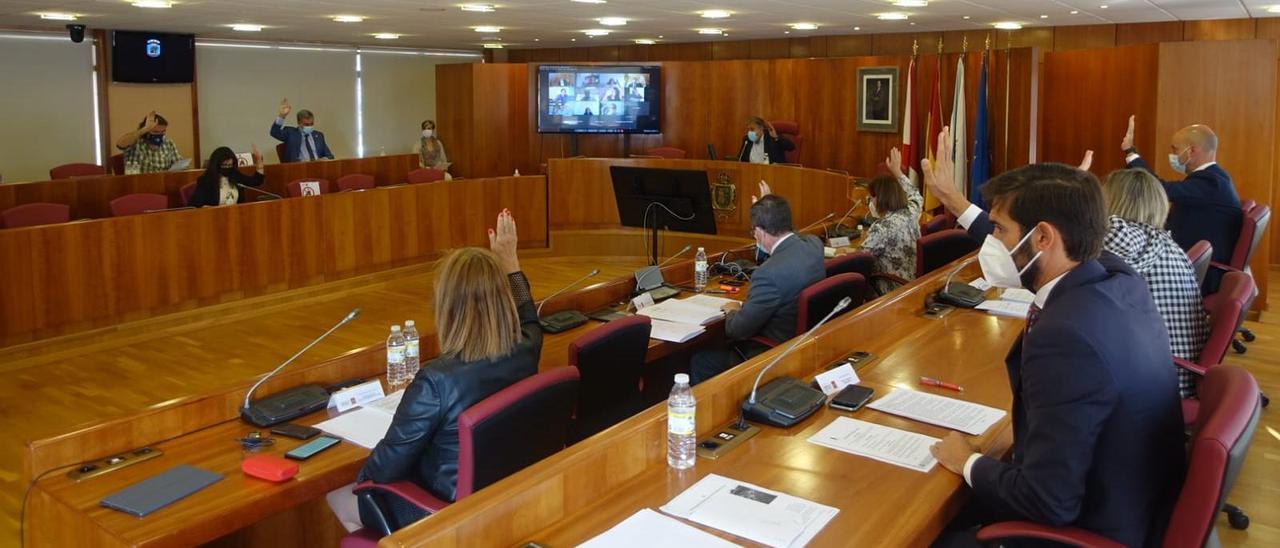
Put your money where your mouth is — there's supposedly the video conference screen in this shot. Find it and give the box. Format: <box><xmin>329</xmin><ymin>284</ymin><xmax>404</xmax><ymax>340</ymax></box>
<box><xmin>537</xmin><ymin>65</ymin><xmax>661</xmax><ymax>134</ymax></box>
<box><xmin>112</xmin><ymin>31</ymin><xmax>195</xmax><ymax>83</ymax></box>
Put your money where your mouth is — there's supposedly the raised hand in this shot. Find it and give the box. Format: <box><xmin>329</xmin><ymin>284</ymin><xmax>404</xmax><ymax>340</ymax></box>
<box><xmin>250</xmin><ymin>144</ymin><xmax>263</xmax><ymax>167</ymax></box>
<box><xmin>279</xmin><ymin>98</ymin><xmax>292</xmax><ymax>118</ymax></box>
<box><xmin>765</xmin><ymin>121</ymin><xmax>779</xmax><ymax>140</ymax></box>
<box><xmin>752</xmin><ymin>180</ymin><xmax>773</xmax><ymax>204</ymax></box>
<box><xmin>922</xmin><ymin>126</ymin><xmax>954</xmax><ymax>196</ymax></box>
<box><xmin>1078</xmin><ymin>149</ymin><xmax>1094</xmax><ymax>172</ymax></box>
<box><xmin>1121</xmin><ymin>115</ymin><xmax>1135</xmax><ymax>151</ymax></box>
<box><xmin>488</xmin><ymin>209</ymin><xmax>520</xmax><ymax>274</ymax></box>
<box><xmin>144</xmin><ymin>111</ymin><xmax>159</xmax><ymax>132</ymax></box>
<box><xmin>886</xmin><ymin>147</ymin><xmax>904</xmax><ymax>179</ymax></box>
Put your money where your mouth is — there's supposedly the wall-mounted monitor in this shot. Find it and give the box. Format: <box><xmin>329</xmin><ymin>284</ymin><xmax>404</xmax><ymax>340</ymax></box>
<box><xmin>112</xmin><ymin>31</ymin><xmax>195</xmax><ymax>83</ymax></box>
<box><xmin>537</xmin><ymin>65</ymin><xmax>660</xmax><ymax>134</ymax></box>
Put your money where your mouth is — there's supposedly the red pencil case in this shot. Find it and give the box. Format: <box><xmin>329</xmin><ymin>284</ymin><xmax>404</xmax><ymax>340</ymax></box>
<box><xmin>241</xmin><ymin>454</ymin><xmax>298</xmax><ymax>482</ymax></box>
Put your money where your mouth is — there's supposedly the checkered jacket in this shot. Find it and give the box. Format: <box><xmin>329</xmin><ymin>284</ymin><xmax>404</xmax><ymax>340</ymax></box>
<box><xmin>121</xmin><ymin>137</ymin><xmax>180</xmax><ymax>174</ymax></box>
<box><xmin>1104</xmin><ymin>216</ymin><xmax>1210</xmax><ymax>398</ymax></box>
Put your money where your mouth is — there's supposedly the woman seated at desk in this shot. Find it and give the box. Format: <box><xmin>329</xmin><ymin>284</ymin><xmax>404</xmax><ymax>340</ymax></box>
<box><xmin>188</xmin><ymin>146</ymin><xmax>264</xmax><ymax>207</ymax></box>
<box><xmin>858</xmin><ymin>147</ymin><xmax>923</xmax><ymax>295</ymax></box>
<box><xmin>338</xmin><ymin>209</ymin><xmax>541</xmax><ymax>530</ymax></box>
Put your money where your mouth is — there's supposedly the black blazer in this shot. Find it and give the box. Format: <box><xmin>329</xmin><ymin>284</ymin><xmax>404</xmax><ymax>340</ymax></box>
<box><xmin>1128</xmin><ymin>157</ymin><xmax>1241</xmax><ymax>264</ymax></box>
<box><xmin>725</xmin><ymin>234</ymin><xmax>824</xmax><ymax>343</ymax></box>
<box><xmin>737</xmin><ymin>133</ymin><xmax>795</xmax><ymax>164</ymax></box>
<box><xmin>358</xmin><ymin>272</ymin><xmax>541</xmax><ymax>520</ymax></box>
<box><xmin>189</xmin><ymin>170</ymin><xmax>265</xmax><ymax>208</ymax></box>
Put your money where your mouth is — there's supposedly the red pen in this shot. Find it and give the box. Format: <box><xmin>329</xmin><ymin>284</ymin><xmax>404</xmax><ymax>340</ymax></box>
<box><xmin>919</xmin><ymin>376</ymin><xmax>965</xmax><ymax>392</ymax></box>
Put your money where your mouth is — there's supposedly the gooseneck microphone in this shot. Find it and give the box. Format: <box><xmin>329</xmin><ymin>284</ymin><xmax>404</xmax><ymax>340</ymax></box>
<box><xmin>934</xmin><ymin>256</ymin><xmax>986</xmax><ymax>308</ymax></box>
<box><xmin>238</xmin><ymin>183</ymin><xmax>284</xmax><ymax>200</ymax></box>
<box><xmin>739</xmin><ymin>296</ymin><xmax>853</xmax><ymax>428</ymax></box>
<box><xmin>658</xmin><ymin>244</ymin><xmax>693</xmax><ymax>267</ymax></box>
<box><xmin>240</xmin><ymin>308</ymin><xmax>361</xmax><ymax>426</ymax></box>
<box><xmin>537</xmin><ymin>269</ymin><xmax>601</xmax><ymax>333</ymax></box>
<box><xmin>797</xmin><ymin>212</ymin><xmax>836</xmax><ymax>234</ymax></box>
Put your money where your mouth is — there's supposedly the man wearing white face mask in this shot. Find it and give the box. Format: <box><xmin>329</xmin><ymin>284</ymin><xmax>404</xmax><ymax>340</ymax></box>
<box><xmin>736</xmin><ymin>116</ymin><xmax>794</xmax><ymax>164</ymax></box>
<box><xmin>1121</xmin><ymin>115</ymin><xmax>1241</xmax><ymax>270</ymax></box>
<box><xmin>922</xmin><ymin>130</ymin><xmax>1185</xmax><ymax>547</ymax></box>
<box><xmin>270</xmin><ymin>98</ymin><xmax>335</xmax><ymax>163</ymax></box>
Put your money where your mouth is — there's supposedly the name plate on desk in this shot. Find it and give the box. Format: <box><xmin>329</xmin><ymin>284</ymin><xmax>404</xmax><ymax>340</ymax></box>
<box><xmin>328</xmin><ymin>380</ymin><xmax>385</xmax><ymax>412</ymax></box>
<box><xmin>828</xmin><ymin>236</ymin><xmax>851</xmax><ymax>248</ymax></box>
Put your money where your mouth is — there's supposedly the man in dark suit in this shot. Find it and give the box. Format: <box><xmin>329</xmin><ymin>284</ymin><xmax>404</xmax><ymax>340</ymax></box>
<box><xmin>737</xmin><ymin>117</ymin><xmax>795</xmax><ymax>164</ymax></box>
<box><xmin>1121</xmin><ymin>115</ymin><xmax>1241</xmax><ymax>265</ymax></box>
<box><xmin>690</xmin><ymin>191</ymin><xmax>824</xmax><ymax>384</ymax></box>
<box><xmin>270</xmin><ymin>97</ymin><xmax>335</xmax><ymax>163</ymax></box>
<box><xmin>924</xmin><ymin>146</ymin><xmax>1185</xmax><ymax>546</ymax></box>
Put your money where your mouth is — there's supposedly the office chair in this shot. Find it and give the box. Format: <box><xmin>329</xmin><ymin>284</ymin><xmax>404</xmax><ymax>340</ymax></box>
<box><xmin>286</xmin><ymin>178</ymin><xmax>332</xmax><ymax>197</ymax></box>
<box><xmin>1</xmin><ymin>203</ymin><xmax>71</xmax><ymax>228</ymax></box>
<box><xmin>178</xmin><ymin>182</ymin><xmax>197</xmax><ymax>207</ymax></box>
<box><xmin>1185</xmin><ymin>240</ymin><xmax>1213</xmax><ymax>291</ymax></box>
<box><xmin>752</xmin><ymin>273</ymin><xmax>866</xmax><ymax>348</ymax></box>
<box><xmin>406</xmin><ymin>168</ymin><xmax>447</xmax><ymax>184</ymax></box>
<box><xmin>336</xmin><ymin>174</ymin><xmax>376</xmax><ymax>192</ymax></box>
<box><xmin>568</xmin><ymin>315</ymin><xmax>652</xmax><ymax>441</ymax></box>
<box><xmin>109</xmin><ymin>193</ymin><xmax>169</xmax><ymax>216</ymax></box>
<box><xmin>49</xmin><ymin>162</ymin><xmax>106</xmax><ymax>180</ymax></box>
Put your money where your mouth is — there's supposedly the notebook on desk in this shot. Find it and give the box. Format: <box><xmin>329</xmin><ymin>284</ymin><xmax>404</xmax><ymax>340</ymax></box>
<box><xmin>100</xmin><ymin>465</ymin><xmax>223</xmax><ymax>517</ymax></box>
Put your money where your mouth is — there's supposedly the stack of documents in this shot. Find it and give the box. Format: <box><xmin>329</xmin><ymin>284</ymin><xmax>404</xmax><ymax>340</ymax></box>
<box><xmin>808</xmin><ymin>417</ymin><xmax>939</xmax><ymax>473</ymax></box>
<box><xmin>867</xmin><ymin>389</ymin><xmax>1006</xmax><ymax>436</ymax></box>
<box><xmin>659</xmin><ymin>474</ymin><xmax>838</xmax><ymax>548</ymax></box>
<box><xmin>313</xmin><ymin>390</ymin><xmax>404</xmax><ymax>449</ymax></box>
<box><xmin>640</xmin><ymin>295</ymin><xmax>737</xmax><ymax>343</ymax></box>
<box><xmin>968</xmin><ymin>280</ymin><xmax>1032</xmax><ymax>318</ymax></box>
<box><xmin>579</xmin><ymin>509</ymin><xmax>740</xmax><ymax>547</ymax></box>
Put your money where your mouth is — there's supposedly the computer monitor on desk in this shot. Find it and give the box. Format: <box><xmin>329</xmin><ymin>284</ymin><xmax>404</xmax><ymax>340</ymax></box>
<box><xmin>610</xmin><ymin>166</ymin><xmax>717</xmax><ymax>265</ymax></box>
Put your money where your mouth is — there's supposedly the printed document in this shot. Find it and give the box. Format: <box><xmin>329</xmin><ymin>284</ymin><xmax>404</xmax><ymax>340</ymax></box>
<box><xmin>660</xmin><ymin>474</ymin><xmax>838</xmax><ymax>548</ymax></box>
<box><xmin>867</xmin><ymin>389</ymin><xmax>1006</xmax><ymax>436</ymax></box>
<box><xmin>578</xmin><ymin>508</ymin><xmax>740</xmax><ymax>548</ymax></box>
<box><xmin>808</xmin><ymin>417</ymin><xmax>939</xmax><ymax>473</ymax></box>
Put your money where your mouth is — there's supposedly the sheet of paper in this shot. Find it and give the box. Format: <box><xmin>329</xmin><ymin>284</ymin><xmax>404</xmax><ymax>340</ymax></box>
<box><xmin>314</xmin><ymin>407</ymin><xmax>393</xmax><ymax>449</ymax></box>
<box><xmin>649</xmin><ymin>319</ymin><xmax>706</xmax><ymax>343</ymax></box>
<box><xmin>813</xmin><ymin>364</ymin><xmax>860</xmax><ymax>396</ymax></box>
<box><xmin>638</xmin><ymin>298</ymin><xmax>724</xmax><ymax>326</ymax></box>
<box><xmin>362</xmin><ymin>389</ymin><xmax>405</xmax><ymax>416</ymax></box>
<box><xmin>807</xmin><ymin>417</ymin><xmax>939</xmax><ymax>473</ymax></box>
<box><xmin>867</xmin><ymin>389</ymin><xmax>1007</xmax><ymax>436</ymax></box>
<box><xmin>660</xmin><ymin>474</ymin><xmax>839</xmax><ymax>548</ymax></box>
<box><xmin>632</xmin><ymin>292</ymin><xmax>656</xmax><ymax>310</ymax></box>
<box><xmin>968</xmin><ymin>277</ymin><xmax>992</xmax><ymax>291</ymax></box>
<box><xmin>975</xmin><ymin>299</ymin><xmax>1030</xmax><ymax>319</ymax></box>
<box><xmin>578</xmin><ymin>508</ymin><xmax>740</xmax><ymax>548</ymax></box>
<box><xmin>999</xmin><ymin>288</ymin><xmax>1036</xmax><ymax>304</ymax></box>
<box><xmin>682</xmin><ymin>294</ymin><xmax>738</xmax><ymax>310</ymax></box>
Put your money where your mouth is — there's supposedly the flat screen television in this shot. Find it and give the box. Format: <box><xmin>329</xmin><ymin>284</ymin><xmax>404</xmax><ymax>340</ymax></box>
<box><xmin>537</xmin><ymin>65</ymin><xmax>660</xmax><ymax>134</ymax></box>
<box><xmin>112</xmin><ymin>31</ymin><xmax>195</xmax><ymax>83</ymax></box>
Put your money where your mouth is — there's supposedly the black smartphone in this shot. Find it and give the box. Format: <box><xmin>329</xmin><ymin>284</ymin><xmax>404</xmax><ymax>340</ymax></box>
<box><xmin>285</xmin><ymin>436</ymin><xmax>340</xmax><ymax>461</ymax></box>
<box><xmin>271</xmin><ymin>423</ymin><xmax>321</xmax><ymax>440</ymax></box>
<box><xmin>720</xmin><ymin>278</ymin><xmax>745</xmax><ymax>287</ymax></box>
<box><xmin>829</xmin><ymin>385</ymin><xmax>875</xmax><ymax>412</ymax></box>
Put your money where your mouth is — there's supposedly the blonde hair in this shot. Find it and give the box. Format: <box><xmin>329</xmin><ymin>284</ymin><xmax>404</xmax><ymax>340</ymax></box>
<box><xmin>1103</xmin><ymin>169</ymin><xmax>1169</xmax><ymax>227</ymax></box>
<box><xmin>433</xmin><ymin>248</ymin><xmax>521</xmax><ymax>362</ymax></box>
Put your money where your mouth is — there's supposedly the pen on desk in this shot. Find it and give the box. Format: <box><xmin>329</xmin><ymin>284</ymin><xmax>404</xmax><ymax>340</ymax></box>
<box><xmin>919</xmin><ymin>376</ymin><xmax>964</xmax><ymax>392</ymax></box>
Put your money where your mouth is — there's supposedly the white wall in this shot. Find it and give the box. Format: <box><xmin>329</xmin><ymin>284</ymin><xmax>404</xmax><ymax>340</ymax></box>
<box><xmin>361</xmin><ymin>51</ymin><xmax>437</xmax><ymax>157</ymax></box>
<box><xmin>0</xmin><ymin>35</ymin><xmax>98</xmax><ymax>183</ymax></box>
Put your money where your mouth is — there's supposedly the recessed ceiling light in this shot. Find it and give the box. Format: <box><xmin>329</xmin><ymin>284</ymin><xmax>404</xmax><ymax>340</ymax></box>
<box><xmin>993</xmin><ymin>22</ymin><xmax>1023</xmax><ymax>30</ymax></box>
<box><xmin>697</xmin><ymin>28</ymin><xmax>724</xmax><ymax>35</ymax></box>
<box><xmin>1070</xmin><ymin>10</ymin><xmax>1080</xmax><ymax>14</ymax></box>
<box><xmin>583</xmin><ymin>29</ymin><xmax>610</xmax><ymax>36</ymax></box>
<box><xmin>1099</xmin><ymin>4</ymin><xmax>1108</xmax><ymax>8</ymax></box>
<box><xmin>853</xmin><ymin>26</ymin><xmax>861</xmax><ymax>31</ymax></box>
<box><xmin>699</xmin><ymin>9</ymin><xmax>731</xmax><ymax>19</ymax></box>
<box><xmin>877</xmin><ymin>12</ymin><xmax>909</xmax><ymax>21</ymax></box>
<box><xmin>1268</xmin><ymin>5</ymin><xmax>1280</xmax><ymax>13</ymax></box>
<box><xmin>373</xmin><ymin>33</ymin><xmax>400</xmax><ymax>39</ymax></box>
<box><xmin>533</xmin><ymin>38</ymin><xmax>540</xmax><ymax>41</ymax></box>
<box><xmin>598</xmin><ymin>17</ymin><xmax>628</xmax><ymax>26</ymax></box>
<box><xmin>38</xmin><ymin>12</ymin><xmax>78</xmax><ymax>20</ymax></box>
<box><xmin>460</xmin><ymin>4</ymin><xmax>496</xmax><ymax>12</ymax></box>
<box><xmin>230</xmin><ymin>24</ymin><xmax>263</xmax><ymax>32</ymax></box>
<box><xmin>132</xmin><ymin>1</ymin><xmax>173</xmax><ymax>8</ymax></box>
<box><xmin>332</xmin><ymin>15</ymin><xmax>364</xmax><ymax>23</ymax></box>
<box><xmin>789</xmin><ymin>22</ymin><xmax>819</xmax><ymax>30</ymax></box>
<box><xmin>483</xmin><ymin>43</ymin><xmax>503</xmax><ymax>49</ymax></box>
<box><xmin>963</xmin><ymin>15</ymin><xmax>971</xmax><ymax>20</ymax></box>
<box><xmin>658</xmin><ymin>35</ymin><xmax>664</xmax><ymax>38</ymax></box>
<box><xmin>473</xmin><ymin>26</ymin><xmax>502</xmax><ymax>33</ymax></box>
<box><xmin>893</xmin><ymin>1</ymin><xmax>928</xmax><ymax>7</ymax></box>
<box><xmin>571</xmin><ymin>0</ymin><xmax>606</xmax><ymax>3</ymax></box>
<box><xmin>571</xmin><ymin>38</ymin><xmax>577</xmax><ymax>41</ymax></box>
<box><xmin>635</xmin><ymin>39</ymin><xmax>656</xmax><ymax>45</ymax></box>
<box><xmin>1040</xmin><ymin>14</ymin><xmax>1048</xmax><ymax>19</ymax></box>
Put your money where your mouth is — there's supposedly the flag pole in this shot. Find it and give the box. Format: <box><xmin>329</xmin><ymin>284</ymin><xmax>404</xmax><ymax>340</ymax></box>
<box><xmin>1003</xmin><ymin>32</ymin><xmax>1011</xmax><ymax>172</ymax></box>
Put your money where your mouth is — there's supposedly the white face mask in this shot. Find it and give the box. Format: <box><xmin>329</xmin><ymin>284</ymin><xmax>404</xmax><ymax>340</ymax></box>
<box><xmin>867</xmin><ymin>199</ymin><xmax>880</xmax><ymax>220</ymax></box>
<box><xmin>978</xmin><ymin>227</ymin><xmax>1042</xmax><ymax>289</ymax></box>
<box><xmin>422</xmin><ymin>129</ymin><xmax>434</xmax><ymax>138</ymax></box>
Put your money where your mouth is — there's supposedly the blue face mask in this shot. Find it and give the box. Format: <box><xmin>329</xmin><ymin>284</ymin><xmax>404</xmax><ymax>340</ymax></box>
<box><xmin>747</xmin><ymin>130</ymin><xmax>759</xmax><ymax>143</ymax></box>
<box><xmin>301</xmin><ymin>126</ymin><xmax>315</xmax><ymax>135</ymax></box>
<box><xmin>145</xmin><ymin>133</ymin><xmax>165</xmax><ymax>146</ymax></box>
<box><xmin>1168</xmin><ymin>147</ymin><xmax>1189</xmax><ymax>175</ymax></box>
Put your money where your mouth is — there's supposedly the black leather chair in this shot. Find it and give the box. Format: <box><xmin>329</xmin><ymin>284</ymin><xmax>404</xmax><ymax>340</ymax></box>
<box><xmin>568</xmin><ymin>315</ymin><xmax>652</xmax><ymax>441</ymax></box>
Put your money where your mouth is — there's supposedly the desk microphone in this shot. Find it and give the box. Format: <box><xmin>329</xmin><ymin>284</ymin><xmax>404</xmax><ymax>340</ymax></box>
<box><xmin>238</xmin><ymin>183</ymin><xmax>284</xmax><ymax>200</ymax></box>
<box><xmin>658</xmin><ymin>244</ymin><xmax>692</xmax><ymax>267</ymax></box>
<box><xmin>635</xmin><ymin>245</ymin><xmax>691</xmax><ymax>300</ymax></box>
<box><xmin>797</xmin><ymin>212</ymin><xmax>836</xmax><ymax>234</ymax></box>
<box><xmin>933</xmin><ymin>256</ymin><xmax>986</xmax><ymax>308</ymax></box>
<box><xmin>537</xmin><ymin>269</ymin><xmax>600</xmax><ymax>333</ymax></box>
<box><xmin>740</xmin><ymin>296</ymin><xmax>853</xmax><ymax>428</ymax></box>
<box><xmin>240</xmin><ymin>308</ymin><xmax>361</xmax><ymax>427</ymax></box>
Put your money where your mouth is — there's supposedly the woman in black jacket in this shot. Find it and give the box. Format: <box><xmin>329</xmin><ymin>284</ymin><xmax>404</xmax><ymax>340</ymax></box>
<box><xmin>737</xmin><ymin>116</ymin><xmax>794</xmax><ymax>164</ymax></box>
<box><xmin>188</xmin><ymin>145</ymin><xmax>264</xmax><ymax>207</ymax></box>
<box><xmin>355</xmin><ymin>209</ymin><xmax>542</xmax><ymax>529</ymax></box>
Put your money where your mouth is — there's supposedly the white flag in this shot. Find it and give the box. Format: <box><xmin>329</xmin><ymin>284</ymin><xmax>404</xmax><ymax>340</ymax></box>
<box><xmin>948</xmin><ymin>56</ymin><xmax>967</xmax><ymax>197</ymax></box>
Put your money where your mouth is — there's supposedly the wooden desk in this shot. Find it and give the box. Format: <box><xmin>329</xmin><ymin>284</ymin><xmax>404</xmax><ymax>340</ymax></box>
<box><xmin>380</xmin><ymin>260</ymin><xmax>1020</xmax><ymax>547</ymax></box>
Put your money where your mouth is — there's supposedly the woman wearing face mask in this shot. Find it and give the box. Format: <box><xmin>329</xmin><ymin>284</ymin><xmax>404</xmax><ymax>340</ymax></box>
<box><xmin>736</xmin><ymin>116</ymin><xmax>794</xmax><ymax>164</ymax></box>
<box><xmin>859</xmin><ymin>147</ymin><xmax>924</xmax><ymax>295</ymax></box>
<box><xmin>416</xmin><ymin>120</ymin><xmax>450</xmax><ymax>173</ymax></box>
<box><xmin>188</xmin><ymin>146</ymin><xmax>264</xmax><ymax>208</ymax></box>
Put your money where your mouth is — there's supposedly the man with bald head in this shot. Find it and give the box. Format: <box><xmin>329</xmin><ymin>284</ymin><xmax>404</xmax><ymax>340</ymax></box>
<box><xmin>1121</xmin><ymin>115</ymin><xmax>1241</xmax><ymax>269</ymax></box>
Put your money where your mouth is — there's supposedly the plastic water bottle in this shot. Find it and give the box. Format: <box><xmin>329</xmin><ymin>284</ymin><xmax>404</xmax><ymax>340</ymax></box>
<box><xmin>667</xmin><ymin>373</ymin><xmax>697</xmax><ymax>470</ymax></box>
<box><xmin>694</xmin><ymin>247</ymin><xmax>708</xmax><ymax>292</ymax></box>
<box><xmin>386</xmin><ymin>325</ymin><xmax>406</xmax><ymax>390</ymax></box>
<box><xmin>403</xmin><ymin>320</ymin><xmax>421</xmax><ymax>383</ymax></box>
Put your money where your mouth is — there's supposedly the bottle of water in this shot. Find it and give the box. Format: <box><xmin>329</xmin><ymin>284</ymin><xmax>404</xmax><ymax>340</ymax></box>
<box><xmin>667</xmin><ymin>373</ymin><xmax>697</xmax><ymax>470</ymax></box>
<box><xmin>386</xmin><ymin>325</ymin><xmax>406</xmax><ymax>390</ymax></box>
<box><xmin>694</xmin><ymin>247</ymin><xmax>708</xmax><ymax>292</ymax></box>
<box><xmin>403</xmin><ymin>320</ymin><xmax>420</xmax><ymax>383</ymax></box>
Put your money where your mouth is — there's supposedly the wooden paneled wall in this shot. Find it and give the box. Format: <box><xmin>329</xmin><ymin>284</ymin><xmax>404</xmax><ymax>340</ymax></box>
<box><xmin>0</xmin><ymin>176</ymin><xmax>548</xmax><ymax>344</ymax></box>
<box><xmin>439</xmin><ymin>48</ymin><xmax>1037</xmax><ymax>182</ymax></box>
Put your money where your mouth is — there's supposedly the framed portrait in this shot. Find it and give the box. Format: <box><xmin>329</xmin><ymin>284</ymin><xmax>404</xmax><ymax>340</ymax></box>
<box><xmin>857</xmin><ymin>67</ymin><xmax>899</xmax><ymax>133</ymax></box>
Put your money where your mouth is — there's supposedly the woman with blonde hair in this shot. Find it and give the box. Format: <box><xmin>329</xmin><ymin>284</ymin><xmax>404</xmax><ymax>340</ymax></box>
<box><xmin>1103</xmin><ymin>168</ymin><xmax>1209</xmax><ymax>398</ymax></box>
<box><xmin>355</xmin><ymin>208</ymin><xmax>540</xmax><ymax>528</ymax></box>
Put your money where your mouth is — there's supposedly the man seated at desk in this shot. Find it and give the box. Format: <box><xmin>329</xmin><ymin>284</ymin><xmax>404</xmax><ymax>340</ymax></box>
<box><xmin>114</xmin><ymin>111</ymin><xmax>183</xmax><ymax>174</ymax></box>
<box><xmin>271</xmin><ymin>97</ymin><xmax>335</xmax><ymax>163</ymax></box>
<box><xmin>689</xmin><ymin>187</ymin><xmax>824</xmax><ymax>384</ymax></box>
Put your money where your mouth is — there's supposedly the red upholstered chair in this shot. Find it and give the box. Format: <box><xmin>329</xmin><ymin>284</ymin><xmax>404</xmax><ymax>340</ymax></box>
<box><xmin>109</xmin><ymin>193</ymin><xmax>169</xmax><ymax>216</ymax></box>
<box><xmin>1209</xmin><ymin>203</ymin><xmax>1269</xmax><ymax>353</ymax></box>
<box><xmin>917</xmin><ymin>228</ymin><xmax>979</xmax><ymax>277</ymax></box>
<box><xmin>825</xmin><ymin>250</ymin><xmax>876</xmax><ymax>279</ymax></box>
<box><xmin>1179</xmin><ymin>271</ymin><xmax>1257</xmax><ymax>424</ymax></box>
<box><xmin>1</xmin><ymin>203</ymin><xmax>71</xmax><ymax>228</ymax></box>
<box><xmin>922</xmin><ymin>212</ymin><xmax>956</xmax><ymax>236</ymax></box>
<box><xmin>345</xmin><ymin>368</ymin><xmax>580</xmax><ymax>541</ymax></box>
<box><xmin>770</xmin><ymin>120</ymin><xmax>802</xmax><ymax>164</ymax></box>
<box><xmin>977</xmin><ymin>364</ymin><xmax>1261</xmax><ymax>547</ymax></box>
<box><xmin>109</xmin><ymin>154</ymin><xmax>125</xmax><ymax>175</ymax></box>
<box><xmin>49</xmin><ymin>163</ymin><xmax>106</xmax><ymax>179</ymax></box>
<box><xmin>336</xmin><ymin>173</ymin><xmax>375</xmax><ymax>192</ymax></box>
<box><xmin>1186</xmin><ymin>240</ymin><xmax>1213</xmax><ymax>291</ymax></box>
<box><xmin>568</xmin><ymin>315</ymin><xmax>652</xmax><ymax>441</ymax></box>
<box><xmin>178</xmin><ymin>182</ymin><xmax>197</xmax><ymax>207</ymax></box>
<box><xmin>646</xmin><ymin>147</ymin><xmax>687</xmax><ymax>159</ymax></box>
<box><xmin>406</xmin><ymin>168</ymin><xmax>447</xmax><ymax>184</ymax></box>
<box><xmin>286</xmin><ymin>178</ymin><xmax>332</xmax><ymax>197</ymax></box>
<box><xmin>275</xmin><ymin>143</ymin><xmax>287</xmax><ymax>163</ymax></box>
<box><xmin>752</xmin><ymin>273</ymin><xmax>866</xmax><ymax>347</ymax></box>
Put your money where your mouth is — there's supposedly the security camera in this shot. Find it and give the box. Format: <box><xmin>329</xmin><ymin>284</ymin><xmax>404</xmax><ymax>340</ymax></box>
<box><xmin>67</xmin><ymin>24</ymin><xmax>86</xmax><ymax>43</ymax></box>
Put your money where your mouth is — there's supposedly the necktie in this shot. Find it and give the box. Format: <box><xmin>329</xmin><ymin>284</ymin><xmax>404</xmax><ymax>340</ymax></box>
<box><xmin>305</xmin><ymin>134</ymin><xmax>318</xmax><ymax>161</ymax></box>
<box><xmin>1025</xmin><ymin>303</ymin><xmax>1042</xmax><ymax>334</ymax></box>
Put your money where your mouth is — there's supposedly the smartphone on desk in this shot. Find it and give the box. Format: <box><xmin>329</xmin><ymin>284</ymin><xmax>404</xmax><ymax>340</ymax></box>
<box><xmin>285</xmin><ymin>436</ymin><xmax>340</xmax><ymax>461</ymax></box>
<box><xmin>829</xmin><ymin>385</ymin><xmax>875</xmax><ymax>412</ymax></box>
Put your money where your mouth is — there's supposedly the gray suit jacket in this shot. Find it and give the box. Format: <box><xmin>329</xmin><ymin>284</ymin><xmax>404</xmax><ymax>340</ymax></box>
<box><xmin>726</xmin><ymin>234</ymin><xmax>825</xmax><ymax>342</ymax></box>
